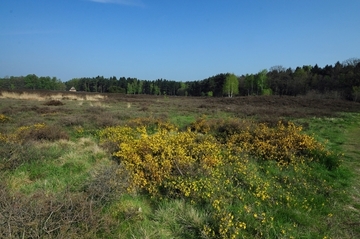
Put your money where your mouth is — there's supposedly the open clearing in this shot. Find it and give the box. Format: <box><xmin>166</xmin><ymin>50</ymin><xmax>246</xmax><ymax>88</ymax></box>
<box><xmin>1</xmin><ymin>90</ymin><xmax>360</xmax><ymax>238</ymax></box>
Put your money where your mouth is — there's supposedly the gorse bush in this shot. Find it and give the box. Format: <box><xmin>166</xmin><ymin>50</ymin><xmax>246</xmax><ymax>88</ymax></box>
<box><xmin>99</xmin><ymin>119</ymin><xmax>342</xmax><ymax>238</ymax></box>
<box><xmin>226</xmin><ymin>121</ymin><xmax>328</xmax><ymax>163</ymax></box>
<box><xmin>99</xmin><ymin>124</ymin><xmax>221</xmax><ymax>196</ymax></box>
<box><xmin>0</xmin><ymin>123</ymin><xmax>47</xmax><ymax>143</ymax></box>
<box><xmin>0</xmin><ymin>113</ymin><xmax>10</xmax><ymax>123</ymax></box>
<box><xmin>190</xmin><ymin>116</ymin><xmax>211</xmax><ymax>134</ymax></box>
<box><xmin>116</xmin><ymin>127</ymin><xmax>221</xmax><ymax>196</ymax></box>
<box><xmin>0</xmin><ymin>123</ymin><xmax>69</xmax><ymax>143</ymax></box>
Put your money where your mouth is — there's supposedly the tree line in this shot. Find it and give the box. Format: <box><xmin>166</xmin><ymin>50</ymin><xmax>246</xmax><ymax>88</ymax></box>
<box><xmin>0</xmin><ymin>74</ymin><xmax>65</xmax><ymax>91</ymax></box>
<box><xmin>1</xmin><ymin>58</ymin><xmax>360</xmax><ymax>100</ymax></box>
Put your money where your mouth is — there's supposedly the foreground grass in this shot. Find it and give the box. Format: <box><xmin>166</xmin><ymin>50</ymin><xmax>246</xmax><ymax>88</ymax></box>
<box><xmin>300</xmin><ymin>113</ymin><xmax>360</xmax><ymax>237</ymax></box>
<box><xmin>0</xmin><ymin>95</ymin><xmax>360</xmax><ymax>238</ymax></box>
<box><xmin>6</xmin><ymin>138</ymin><xmax>111</xmax><ymax>194</ymax></box>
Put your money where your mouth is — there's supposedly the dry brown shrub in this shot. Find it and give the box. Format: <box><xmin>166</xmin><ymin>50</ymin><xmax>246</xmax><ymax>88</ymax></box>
<box><xmin>209</xmin><ymin>118</ymin><xmax>254</xmax><ymax>142</ymax></box>
<box><xmin>198</xmin><ymin>103</ymin><xmax>214</xmax><ymax>109</ymax></box>
<box><xmin>189</xmin><ymin>117</ymin><xmax>211</xmax><ymax>133</ymax></box>
<box><xmin>0</xmin><ymin>183</ymin><xmax>116</xmax><ymax>238</ymax></box>
<box><xmin>0</xmin><ymin>142</ymin><xmax>27</xmax><ymax>171</ymax></box>
<box><xmin>0</xmin><ymin>106</ymin><xmax>17</xmax><ymax>116</ymax></box>
<box><xmin>83</xmin><ymin>164</ymin><xmax>129</xmax><ymax>205</ymax></box>
<box><xmin>92</xmin><ymin>113</ymin><xmax>119</xmax><ymax>128</ymax></box>
<box><xmin>60</xmin><ymin>115</ymin><xmax>88</xmax><ymax>127</ymax></box>
<box><xmin>21</xmin><ymin>125</ymin><xmax>69</xmax><ymax>142</ymax></box>
<box><xmin>114</xmin><ymin>112</ymin><xmax>132</xmax><ymax>121</ymax></box>
<box><xmin>139</xmin><ymin>105</ymin><xmax>149</xmax><ymax>111</ymax></box>
<box><xmin>85</xmin><ymin>105</ymin><xmax>105</xmax><ymax>115</ymax></box>
<box><xmin>157</xmin><ymin>113</ymin><xmax>169</xmax><ymax>121</ymax></box>
<box><xmin>43</xmin><ymin>100</ymin><xmax>64</xmax><ymax>106</ymax></box>
<box><xmin>258</xmin><ymin>115</ymin><xmax>289</xmax><ymax>127</ymax></box>
<box><xmin>99</xmin><ymin>140</ymin><xmax>119</xmax><ymax>154</ymax></box>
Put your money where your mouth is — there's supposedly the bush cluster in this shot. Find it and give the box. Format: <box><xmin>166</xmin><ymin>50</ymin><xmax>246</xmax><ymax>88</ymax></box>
<box><xmin>225</xmin><ymin>121</ymin><xmax>325</xmax><ymax>163</ymax></box>
<box><xmin>99</xmin><ymin>119</ymin><xmax>341</xmax><ymax>238</ymax></box>
<box><xmin>0</xmin><ymin>123</ymin><xmax>69</xmax><ymax>144</ymax></box>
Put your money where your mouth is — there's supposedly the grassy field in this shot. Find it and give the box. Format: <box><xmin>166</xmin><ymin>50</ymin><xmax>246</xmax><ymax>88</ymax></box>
<box><xmin>0</xmin><ymin>90</ymin><xmax>360</xmax><ymax>238</ymax></box>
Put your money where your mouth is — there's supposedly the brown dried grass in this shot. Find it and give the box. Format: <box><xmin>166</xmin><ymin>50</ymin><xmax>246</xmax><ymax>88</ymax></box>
<box><xmin>0</xmin><ymin>90</ymin><xmax>107</xmax><ymax>101</ymax></box>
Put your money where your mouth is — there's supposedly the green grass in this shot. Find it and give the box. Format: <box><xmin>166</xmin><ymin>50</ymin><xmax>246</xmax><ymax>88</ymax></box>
<box><xmin>338</xmin><ymin>114</ymin><xmax>360</xmax><ymax>236</ymax></box>
<box><xmin>296</xmin><ymin>113</ymin><xmax>360</xmax><ymax>238</ymax></box>
<box><xmin>6</xmin><ymin>138</ymin><xmax>112</xmax><ymax>194</ymax></box>
<box><xmin>169</xmin><ymin>113</ymin><xmax>196</xmax><ymax>129</ymax></box>
<box><xmin>104</xmin><ymin>196</ymin><xmax>207</xmax><ymax>238</ymax></box>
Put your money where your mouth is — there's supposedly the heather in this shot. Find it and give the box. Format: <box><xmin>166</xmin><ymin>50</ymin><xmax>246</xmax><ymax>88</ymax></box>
<box><xmin>0</xmin><ymin>92</ymin><xmax>359</xmax><ymax>238</ymax></box>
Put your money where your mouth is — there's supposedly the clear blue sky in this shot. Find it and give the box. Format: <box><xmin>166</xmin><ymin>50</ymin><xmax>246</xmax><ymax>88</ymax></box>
<box><xmin>1</xmin><ymin>0</ymin><xmax>359</xmax><ymax>82</ymax></box>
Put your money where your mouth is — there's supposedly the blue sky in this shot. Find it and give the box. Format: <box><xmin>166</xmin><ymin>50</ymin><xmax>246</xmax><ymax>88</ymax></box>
<box><xmin>1</xmin><ymin>0</ymin><xmax>359</xmax><ymax>82</ymax></box>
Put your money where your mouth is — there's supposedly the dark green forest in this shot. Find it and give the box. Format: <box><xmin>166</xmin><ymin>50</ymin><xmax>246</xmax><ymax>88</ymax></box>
<box><xmin>1</xmin><ymin>58</ymin><xmax>360</xmax><ymax>101</ymax></box>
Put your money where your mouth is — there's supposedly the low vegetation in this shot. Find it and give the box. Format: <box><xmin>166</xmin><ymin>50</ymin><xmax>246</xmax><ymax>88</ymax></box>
<box><xmin>0</xmin><ymin>91</ymin><xmax>359</xmax><ymax>238</ymax></box>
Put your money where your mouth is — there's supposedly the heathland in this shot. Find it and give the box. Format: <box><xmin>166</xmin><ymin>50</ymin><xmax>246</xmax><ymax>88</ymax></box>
<box><xmin>0</xmin><ymin>90</ymin><xmax>360</xmax><ymax>238</ymax></box>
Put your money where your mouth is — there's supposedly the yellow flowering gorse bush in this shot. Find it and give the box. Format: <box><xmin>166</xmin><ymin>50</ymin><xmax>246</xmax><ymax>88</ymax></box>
<box><xmin>227</xmin><ymin>121</ymin><xmax>325</xmax><ymax>163</ymax></box>
<box><xmin>100</xmin><ymin>124</ymin><xmax>222</xmax><ymax>195</ymax></box>
<box><xmin>0</xmin><ymin>114</ymin><xmax>11</xmax><ymax>123</ymax></box>
<box><xmin>99</xmin><ymin>119</ymin><xmax>340</xmax><ymax>238</ymax></box>
<box><xmin>0</xmin><ymin>123</ymin><xmax>46</xmax><ymax>143</ymax></box>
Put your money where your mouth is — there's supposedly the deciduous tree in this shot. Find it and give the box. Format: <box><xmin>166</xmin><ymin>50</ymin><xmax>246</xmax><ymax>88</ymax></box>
<box><xmin>223</xmin><ymin>73</ymin><xmax>239</xmax><ymax>97</ymax></box>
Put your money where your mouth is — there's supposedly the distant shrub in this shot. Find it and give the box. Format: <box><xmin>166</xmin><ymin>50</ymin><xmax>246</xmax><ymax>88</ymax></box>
<box><xmin>20</xmin><ymin>124</ymin><xmax>69</xmax><ymax>142</ymax></box>
<box><xmin>93</xmin><ymin>113</ymin><xmax>119</xmax><ymax>128</ymax></box>
<box><xmin>210</xmin><ymin>118</ymin><xmax>253</xmax><ymax>142</ymax></box>
<box><xmin>139</xmin><ymin>105</ymin><xmax>149</xmax><ymax>111</ymax></box>
<box><xmin>61</xmin><ymin>115</ymin><xmax>87</xmax><ymax>127</ymax></box>
<box><xmin>0</xmin><ymin>114</ymin><xmax>10</xmax><ymax>123</ymax></box>
<box><xmin>0</xmin><ymin>106</ymin><xmax>17</xmax><ymax>116</ymax></box>
<box><xmin>85</xmin><ymin>105</ymin><xmax>105</xmax><ymax>115</ymax></box>
<box><xmin>1</xmin><ymin>123</ymin><xmax>69</xmax><ymax>143</ymax></box>
<box><xmin>43</xmin><ymin>99</ymin><xmax>64</xmax><ymax>106</ymax></box>
<box><xmin>190</xmin><ymin>116</ymin><xmax>210</xmax><ymax>134</ymax></box>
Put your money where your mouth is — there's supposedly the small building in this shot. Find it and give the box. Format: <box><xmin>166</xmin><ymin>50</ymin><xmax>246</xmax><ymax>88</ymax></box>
<box><xmin>69</xmin><ymin>87</ymin><xmax>76</xmax><ymax>92</ymax></box>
